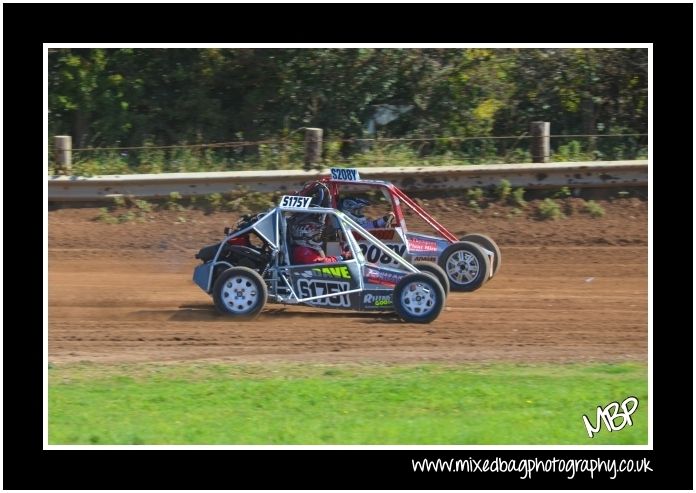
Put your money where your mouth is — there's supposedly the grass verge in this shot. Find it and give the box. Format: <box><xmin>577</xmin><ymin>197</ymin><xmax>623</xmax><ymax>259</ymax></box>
<box><xmin>48</xmin><ymin>362</ymin><xmax>647</xmax><ymax>445</ymax></box>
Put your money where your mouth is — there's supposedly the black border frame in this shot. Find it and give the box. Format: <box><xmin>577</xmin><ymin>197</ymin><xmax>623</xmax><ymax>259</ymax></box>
<box><xmin>9</xmin><ymin>2</ymin><xmax>692</xmax><ymax>490</ymax></box>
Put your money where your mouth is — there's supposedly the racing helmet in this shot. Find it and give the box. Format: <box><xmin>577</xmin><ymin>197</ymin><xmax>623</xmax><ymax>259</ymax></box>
<box><xmin>309</xmin><ymin>182</ymin><xmax>331</xmax><ymax>208</ymax></box>
<box><xmin>339</xmin><ymin>197</ymin><xmax>370</xmax><ymax>220</ymax></box>
<box><xmin>290</xmin><ymin>220</ymin><xmax>324</xmax><ymax>249</ymax></box>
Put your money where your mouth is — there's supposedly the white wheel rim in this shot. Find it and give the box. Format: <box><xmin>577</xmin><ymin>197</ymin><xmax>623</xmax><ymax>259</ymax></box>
<box><xmin>220</xmin><ymin>274</ymin><xmax>260</xmax><ymax>314</ymax></box>
<box><xmin>399</xmin><ymin>280</ymin><xmax>437</xmax><ymax>317</ymax></box>
<box><xmin>445</xmin><ymin>250</ymin><xmax>479</xmax><ymax>285</ymax></box>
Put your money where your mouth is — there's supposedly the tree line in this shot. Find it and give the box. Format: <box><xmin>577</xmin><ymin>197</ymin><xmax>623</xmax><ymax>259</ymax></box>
<box><xmin>49</xmin><ymin>48</ymin><xmax>647</xmax><ymax>155</ymax></box>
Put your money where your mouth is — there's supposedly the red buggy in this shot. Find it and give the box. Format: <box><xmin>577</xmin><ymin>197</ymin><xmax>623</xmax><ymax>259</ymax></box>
<box><xmin>297</xmin><ymin>168</ymin><xmax>501</xmax><ymax>292</ymax></box>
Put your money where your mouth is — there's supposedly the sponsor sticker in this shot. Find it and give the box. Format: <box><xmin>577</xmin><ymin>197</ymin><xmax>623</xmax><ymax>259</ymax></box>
<box><xmin>299</xmin><ymin>265</ymin><xmax>352</xmax><ymax>280</ymax></box>
<box><xmin>363</xmin><ymin>292</ymin><xmax>393</xmax><ymax>307</ymax></box>
<box><xmin>413</xmin><ymin>256</ymin><xmax>437</xmax><ymax>262</ymax></box>
<box><xmin>409</xmin><ymin>238</ymin><xmax>438</xmax><ymax>252</ymax></box>
<box><xmin>364</xmin><ymin>267</ymin><xmax>405</xmax><ymax>287</ymax></box>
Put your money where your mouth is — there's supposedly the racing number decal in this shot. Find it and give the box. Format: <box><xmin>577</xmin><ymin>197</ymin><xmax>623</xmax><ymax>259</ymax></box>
<box><xmin>297</xmin><ymin>279</ymin><xmax>351</xmax><ymax>307</ymax></box>
<box><xmin>330</xmin><ymin>168</ymin><xmax>360</xmax><ymax>181</ymax></box>
<box><xmin>280</xmin><ymin>195</ymin><xmax>312</xmax><ymax>208</ymax></box>
<box><xmin>359</xmin><ymin>243</ymin><xmax>407</xmax><ymax>266</ymax></box>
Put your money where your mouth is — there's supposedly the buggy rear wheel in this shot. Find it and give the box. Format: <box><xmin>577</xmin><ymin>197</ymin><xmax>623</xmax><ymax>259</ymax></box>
<box><xmin>412</xmin><ymin>261</ymin><xmax>450</xmax><ymax>296</ymax></box>
<box><xmin>460</xmin><ymin>233</ymin><xmax>502</xmax><ymax>277</ymax></box>
<box><xmin>438</xmin><ymin>241</ymin><xmax>491</xmax><ymax>292</ymax></box>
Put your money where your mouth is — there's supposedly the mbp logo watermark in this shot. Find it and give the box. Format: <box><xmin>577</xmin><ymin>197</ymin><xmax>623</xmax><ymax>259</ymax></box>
<box><xmin>582</xmin><ymin>396</ymin><xmax>639</xmax><ymax>438</ymax></box>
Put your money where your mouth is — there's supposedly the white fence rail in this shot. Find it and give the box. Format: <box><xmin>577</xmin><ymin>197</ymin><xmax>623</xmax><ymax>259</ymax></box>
<box><xmin>47</xmin><ymin>160</ymin><xmax>648</xmax><ymax>201</ymax></box>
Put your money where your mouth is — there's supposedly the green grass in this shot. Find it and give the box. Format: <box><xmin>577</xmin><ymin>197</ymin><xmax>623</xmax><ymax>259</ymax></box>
<box><xmin>48</xmin><ymin>362</ymin><xmax>648</xmax><ymax>445</ymax></box>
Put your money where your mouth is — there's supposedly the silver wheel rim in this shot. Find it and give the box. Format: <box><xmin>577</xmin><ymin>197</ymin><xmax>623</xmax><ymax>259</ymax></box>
<box><xmin>219</xmin><ymin>274</ymin><xmax>260</xmax><ymax>314</ymax></box>
<box><xmin>399</xmin><ymin>280</ymin><xmax>437</xmax><ymax>317</ymax></box>
<box><xmin>445</xmin><ymin>250</ymin><xmax>479</xmax><ymax>285</ymax></box>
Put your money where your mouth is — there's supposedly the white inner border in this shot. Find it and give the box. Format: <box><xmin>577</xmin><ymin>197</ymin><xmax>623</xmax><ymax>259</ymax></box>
<box><xmin>43</xmin><ymin>43</ymin><xmax>653</xmax><ymax>451</ymax></box>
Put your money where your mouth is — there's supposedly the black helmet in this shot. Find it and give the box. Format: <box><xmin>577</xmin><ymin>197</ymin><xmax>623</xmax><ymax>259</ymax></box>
<box><xmin>309</xmin><ymin>182</ymin><xmax>331</xmax><ymax>208</ymax></box>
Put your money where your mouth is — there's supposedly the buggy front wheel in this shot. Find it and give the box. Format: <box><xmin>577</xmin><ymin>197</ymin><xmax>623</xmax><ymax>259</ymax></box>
<box><xmin>212</xmin><ymin>267</ymin><xmax>267</xmax><ymax>319</ymax></box>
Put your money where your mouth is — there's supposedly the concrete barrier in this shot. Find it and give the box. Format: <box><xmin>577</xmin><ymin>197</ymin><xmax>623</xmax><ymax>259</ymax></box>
<box><xmin>48</xmin><ymin>160</ymin><xmax>648</xmax><ymax>201</ymax></box>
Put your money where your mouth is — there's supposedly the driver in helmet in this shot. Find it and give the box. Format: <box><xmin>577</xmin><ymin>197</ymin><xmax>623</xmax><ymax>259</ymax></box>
<box><xmin>290</xmin><ymin>219</ymin><xmax>350</xmax><ymax>264</ymax></box>
<box><xmin>338</xmin><ymin>197</ymin><xmax>395</xmax><ymax>229</ymax></box>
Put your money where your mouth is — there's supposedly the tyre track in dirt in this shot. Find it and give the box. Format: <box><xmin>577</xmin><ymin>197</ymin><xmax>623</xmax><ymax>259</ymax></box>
<box><xmin>48</xmin><ymin>246</ymin><xmax>647</xmax><ymax>365</ymax></box>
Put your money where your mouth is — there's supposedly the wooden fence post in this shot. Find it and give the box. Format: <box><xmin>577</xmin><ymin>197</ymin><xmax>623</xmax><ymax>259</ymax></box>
<box><xmin>530</xmin><ymin>122</ymin><xmax>550</xmax><ymax>163</ymax></box>
<box><xmin>304</xmin><ymin>128</ymin><xmax>323</xmax><ymax>171</ymax></box>
<box><xmin>54</xmin><ymin>135</ymin><xmax>73</xmax><ymax>174</ymax></box>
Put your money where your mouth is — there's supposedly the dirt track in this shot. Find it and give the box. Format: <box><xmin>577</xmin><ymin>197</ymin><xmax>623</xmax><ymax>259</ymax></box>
<box><xmin>48</xmin><ymin>199</ymin><xmax>648</xmax><ymax>365</ymax></box>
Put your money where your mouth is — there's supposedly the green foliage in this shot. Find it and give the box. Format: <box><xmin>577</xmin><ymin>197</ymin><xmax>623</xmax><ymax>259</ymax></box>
<box><xmin>538</xmin><ymin>198</ymin><xmax>564</xmax><ymax>220</ymax></box>
<box><xmin>496</xmin><ymin>179</ymin><xmax>512</xmax><ymax>202</ymax></box>
<box><xmin>49</xmin><ymin>48</ymin><xmax>648</xmax><ymax>171</ymax></box>
<box><xmin>505</xmin><ymin>148</ymin><xmax>532</xmax><ymax>163</ymax></box>
<box><xmin>202</xmin><ymin>189</ymin><xmax>276</xmax><ymax>214</ymax></box>
<box><xmin>240</xmin><ymin>191</ymin><xmax>276</xmax><ymax>212</ymax></box>
<box><xmin>552</xmin><ymin>140</ymin><xmax>591</xmax><ymax>162</ymax></box>
<box><xmin>72</xmin><ymin>151</ymin><xmax>130</xmax><ymax>176</ymax></box>
<box><xmin>465</xmin><ymin>187</ymin><xmax>486</xmax><ymax>213</ymax></box>
<box><xmin>553</xmin><ymin>186</ymin><xmax>572</xmax><ymax>199</ymax></box>
<box><xmin>253</xmin><ymin>143</ymin><xmax>305</xmax><ymax>171</ymax></box>
<box><xmin>168</xmin><ymin>147</ymin><xmax>209</xmax><ymax>172</ymax></box>
<box><xmin>97</xmin><ymin>207</ymin><xmax>118</xmax><ymax>224</ymax></box>
<box><xmin>223</xmin><ymin>189</ymin><xmax>276</xmax><ymax>214</ymax></box>
<box><xmin>133</xmin><ymin>199</ymin><xmax>152</xmax><ymax>213</ymax></box>
<box><xmin>347</xmin><ymin>144</ymin><xmax>422</xmax><ymax>168</ymax></box>
<box><xmin>466</xmin><ymin>187</ymin><xmax>484</xmax><ymax>202</ymax></box>
<box><xmin>324</xmin><ymin>139</ymin><xmax>344</xmax><ymax>164</ymax></box>
<box><xmin>583</xmin><ymin>200</ymin><xmax>606</xmax><ymax>218</ymax></box>
<box><xmin>48</xmin><ymin>362</ymin><xmax>647</xmax><ymax>445</ymax></box>
<box><xmin>117</xmin><ymin>211</ymin><xmax>137</xmax><ymax>223</ymax></box>
<box><xmin>165</xmin><ymin>191</ymin><xmax>184</xmax><ymax>211</ymax></box>
<box><xmin>511</xmin><ymin>187</ymin><xmax>527</xmax><ymax>207</ymax></box>
<box><xmin>95</xmin><ymin>195</ymin><xmax>153</xmax><ymax>223</ymax></box>
<box><xmin>204</xmin><ymin>193</ymin><xmax>224</xmax><ymax>212</ymax></box>
<box><xmin>138</xmin><ymin>144</ymin><xmax>166</xmax><ymax>173</ymax></box>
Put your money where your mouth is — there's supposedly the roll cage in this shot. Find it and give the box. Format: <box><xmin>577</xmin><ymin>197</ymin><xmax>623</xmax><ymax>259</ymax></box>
<box><xmin>297</xmin><ymin>178</ymin><xmax>459</xmax><ymax>243</ymax></box>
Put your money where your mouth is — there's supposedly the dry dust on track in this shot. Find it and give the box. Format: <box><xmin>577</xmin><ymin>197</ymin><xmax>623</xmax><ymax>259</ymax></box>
<box><xmin>48</xmin><ymin>199</ymin><xmax>648</xmax><ymax>365</ymax></box>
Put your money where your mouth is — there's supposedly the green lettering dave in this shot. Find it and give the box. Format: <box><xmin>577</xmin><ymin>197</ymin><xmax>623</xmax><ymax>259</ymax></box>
<box><xmin>312</xmin><ymin>266</ymin><xmax>351</xmax><ymax>279</ymax></box>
